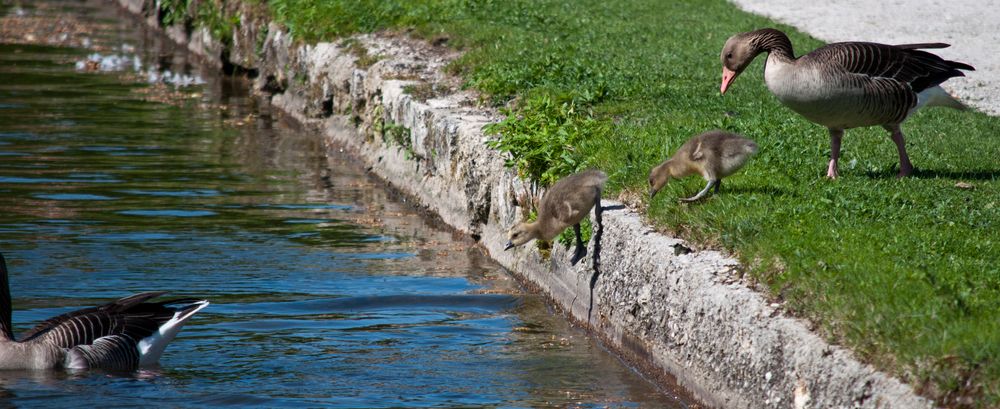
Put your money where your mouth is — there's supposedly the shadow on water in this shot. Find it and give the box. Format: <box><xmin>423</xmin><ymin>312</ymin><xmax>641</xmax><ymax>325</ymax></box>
<box><xmin>0</xmin><ymin>0</ymin><xmax>695</xmax><ymax>407</ymax></box>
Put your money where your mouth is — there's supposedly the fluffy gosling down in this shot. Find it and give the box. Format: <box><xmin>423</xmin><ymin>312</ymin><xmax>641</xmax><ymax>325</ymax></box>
<box><xmin>505</xmin><ymin>169</ymin><xmax>607</xmax><ymax>265</ymax></box>
<box><xmin>649</xmin><ymin>130</ymin><xmax>758</xmax><ymax>202</ymax></box>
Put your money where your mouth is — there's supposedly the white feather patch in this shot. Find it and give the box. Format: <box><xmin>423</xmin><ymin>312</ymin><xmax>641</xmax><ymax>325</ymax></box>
<box><xmin>137</xmin><ymin>301</ymin><xmax>209</xmax><ymax>366</ymax></box>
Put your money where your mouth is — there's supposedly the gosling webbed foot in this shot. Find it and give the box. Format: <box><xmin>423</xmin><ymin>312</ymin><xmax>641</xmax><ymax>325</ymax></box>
<box><xmin>679</xmin><ymin>180</ymin><xmax>716</xmax><ymax>203</ymax></box>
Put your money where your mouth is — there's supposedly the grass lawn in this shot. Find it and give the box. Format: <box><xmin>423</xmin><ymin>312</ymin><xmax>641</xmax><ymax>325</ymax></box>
<box><xmin>196</xmin><ymin>0</ymin><xmax>1000</xmax><ymax>405</ymax></box>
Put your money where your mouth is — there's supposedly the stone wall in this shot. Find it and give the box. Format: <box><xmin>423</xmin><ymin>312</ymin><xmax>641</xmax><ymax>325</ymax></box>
<box><xmin>112</xmin><ymin>1</ymin><xmax>935</xmax><ymax>407</ymax></box>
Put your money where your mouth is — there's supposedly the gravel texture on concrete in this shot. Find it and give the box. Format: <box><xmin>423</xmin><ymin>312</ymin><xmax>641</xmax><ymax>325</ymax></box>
<box><xmin>729</xmin><ymin>0</ymin><xmax>1000</xmax><ymax>116</ymax></box>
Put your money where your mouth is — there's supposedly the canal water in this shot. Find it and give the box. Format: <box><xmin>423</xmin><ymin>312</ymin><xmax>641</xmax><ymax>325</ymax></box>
<box><xmin>0</xmin><ymin>1</ymin><xmax>692</xmax><ymax>407</ymax></box>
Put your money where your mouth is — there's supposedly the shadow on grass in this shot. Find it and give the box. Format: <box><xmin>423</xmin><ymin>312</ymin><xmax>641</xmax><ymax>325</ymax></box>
<box><xmin>863</xmin><ymin>168</ymin><xmax>1000</xmax><ymax>180</ymax></box>
<box><xmin>722</xmin><ymin>185</ymin><xmax>792</xmax><ymax>197</ymax></box>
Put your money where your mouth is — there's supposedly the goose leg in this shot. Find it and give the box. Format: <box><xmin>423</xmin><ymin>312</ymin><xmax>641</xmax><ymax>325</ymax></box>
<box><xmin>827</xmin><ymin>128</ymin><xmax>843</xmax><ymax>179</ymax></box>
<box><xmin>883</xmin><ymin>124</ymin><xmax>913</xmax><ymax>177</ymax></box>
<box><xmin>714</xmin><ymin>180</ymin><xmax>722</xmax><ymax>193</ymax></box>
<box><xmin>570</xmin><ymin>223</ymin><xmax>587</xmax><ymax>265</ymax></box>
<box><xmin>680</xmin><ymin>180</ymin><xmax>716</xmax><ymax>202</ymax></box>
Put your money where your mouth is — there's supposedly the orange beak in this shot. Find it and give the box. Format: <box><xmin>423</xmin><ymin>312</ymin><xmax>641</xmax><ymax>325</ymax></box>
<box><xmin>720</xmin><ymin>67</ymin><xmax>738</xmax><ymax>94</ymax></box>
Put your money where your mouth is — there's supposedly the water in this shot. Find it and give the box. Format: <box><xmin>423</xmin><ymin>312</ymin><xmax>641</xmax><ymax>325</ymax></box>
<box><xmin>0</xmin><ymin>1</ymin><xmax>692</xmax><ymax>407</ymax></box>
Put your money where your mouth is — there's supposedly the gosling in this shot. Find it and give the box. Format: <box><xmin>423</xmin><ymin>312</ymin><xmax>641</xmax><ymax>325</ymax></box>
<box><xmin>648</xmin><ymin>130</ymin><xmax>758</xmax><ymax>202</ymax></box>
<box><xmin>504</xmin><ymin>169</ymin><xmax>607</xmax><ymax>265</ymax></box>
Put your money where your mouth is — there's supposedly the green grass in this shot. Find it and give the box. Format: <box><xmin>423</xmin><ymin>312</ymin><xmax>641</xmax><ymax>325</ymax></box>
<box><xmin>247</xmin><ymin>0</ymin><xmax>1000</xmax><ymax>405</ymax></box>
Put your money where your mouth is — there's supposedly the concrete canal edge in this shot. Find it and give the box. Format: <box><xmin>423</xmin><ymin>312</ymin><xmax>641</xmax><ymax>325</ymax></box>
<box><xmin>113</xmin><ymin>1</ymin><xmax>935</xmax><ymax>407</ymax></box>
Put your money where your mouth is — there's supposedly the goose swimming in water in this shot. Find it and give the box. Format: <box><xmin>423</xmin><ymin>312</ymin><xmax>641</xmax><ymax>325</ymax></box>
<box><xmin>0</xmin><ymin>253</ymin><xmax>208</xmax><ymax>370</ymax></box>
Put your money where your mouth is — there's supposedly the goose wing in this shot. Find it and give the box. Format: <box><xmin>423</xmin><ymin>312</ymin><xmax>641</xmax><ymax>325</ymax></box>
<box><xmin>22</xmin><ymin>293</ymin><xmax>207</xmax><ymax>369</ymax></box>
<box><xmin>65</xmin><ymin>335</ymin><xmax>140</xmax><ymax>371</ymax></box>
<box><xmin>805</xmin><ymin>42</ymin><xmax>974</xmax><ymax>93</ymax></box>
<box><xmin>18</xmin><ymin>292</ymin><xmax>168</xmax><ymax>346</ymax></box>
<box><xmin>19</xmin><ymin>292</ymin><xmax>202</xmax><ymax>348</ymax></box>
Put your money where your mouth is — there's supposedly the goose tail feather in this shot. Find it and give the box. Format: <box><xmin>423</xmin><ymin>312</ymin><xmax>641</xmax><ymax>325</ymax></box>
<box><xmin>894</xmin><ymin>42</ymin><xmax>950</xmax><ymax>50</ymax></box>
<box><xmin>137</xmin><ymin>300</ymin><xmax>209</xmax><ymax>366</ymax></box>
<box><xmin>918</xmin><ymin>85</ymin><xmax>968</xmax><ymax>111</ymax></box>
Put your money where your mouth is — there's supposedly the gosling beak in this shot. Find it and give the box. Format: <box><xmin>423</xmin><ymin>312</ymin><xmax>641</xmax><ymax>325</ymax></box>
<box><xmin>649</xmin><ymin>187</ymin><xmax>659</xmax><ymax>199</ymax></box>
<box><xmin>503</xmin><ymin>241</ymin><xmax>515</xmax><ymax>251</ymax></box>
<box><xmin>720</xmin><ymin>67</ymin><xmax>738</xmax><ymax>95</ymax></box>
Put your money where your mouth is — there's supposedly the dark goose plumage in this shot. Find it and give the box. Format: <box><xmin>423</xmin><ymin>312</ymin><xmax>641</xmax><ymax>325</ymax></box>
<box><xmin>720</xmin><ymin>28</ymin><xmax>974</xmax><ymax>178</ymax></box>
<box><xmin>0</xmin><ymin>253</ymin><xmax>208</xmax><ymax>370</ymax></box>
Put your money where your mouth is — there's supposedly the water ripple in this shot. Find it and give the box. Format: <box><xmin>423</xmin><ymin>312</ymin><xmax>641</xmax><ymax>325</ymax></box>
<box><xmin>116</xmin><ymin>210</ymin><xmax>218</xmax><ymax>217</ymax></box>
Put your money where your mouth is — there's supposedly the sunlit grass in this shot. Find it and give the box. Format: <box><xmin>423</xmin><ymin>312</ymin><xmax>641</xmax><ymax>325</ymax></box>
<box><xmin>240</xmin><ymin>0</ymin><xmax>1000</xmax><ymax>404</ymax></box>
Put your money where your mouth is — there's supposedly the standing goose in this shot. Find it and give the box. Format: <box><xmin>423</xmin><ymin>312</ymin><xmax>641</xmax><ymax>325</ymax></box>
<box><xmin>0</xmin><ymin>253</ymin><xmax>208</xmax><ymax>370</ymax></box>
<box><xmin>648</xmin><ymin>130</ymin><xmax>758</xmax><ymax>202</ymax></box>
<box><xmin>504</xmin><ymin>169</ymin><xmax>607</xmax><ymax>265</ymax></box>
<box><xmin>719</xmin><ymin>28</ymin><xmax>974</xmax><ymax>178</ymax></box>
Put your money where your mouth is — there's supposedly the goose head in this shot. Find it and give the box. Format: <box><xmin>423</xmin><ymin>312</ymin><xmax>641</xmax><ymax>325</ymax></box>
<box><xmin>648</xmin><ymin>160</ymin><xmax>678</xmax><ymax>199</ymax></box>
<box><xmin>504</xmin><ymin>222</ymin><xmax>538</xmax><ymax>250</ymax></box>
<box><xmin>720</xmin><ymin>31</ymin><xmax>764</xmax><ymax>94</ymax></box>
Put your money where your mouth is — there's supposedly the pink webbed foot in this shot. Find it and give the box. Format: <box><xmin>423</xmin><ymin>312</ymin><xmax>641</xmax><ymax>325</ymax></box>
<box><xmin>826</xmin><ymin>159</ymin><xmax>839</xmax><ymax>179</ymax></box>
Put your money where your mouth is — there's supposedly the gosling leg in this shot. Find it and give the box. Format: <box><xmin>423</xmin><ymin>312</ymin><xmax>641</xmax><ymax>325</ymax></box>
<box><xmin>680</xmin><ymin>180</ymin><xmax>717</xmax><ymax>202</ymax></box>
<box><xmin>570</xmin><ymin>223</ymin><xmax>587</xmax><ymax>265</ymax></box>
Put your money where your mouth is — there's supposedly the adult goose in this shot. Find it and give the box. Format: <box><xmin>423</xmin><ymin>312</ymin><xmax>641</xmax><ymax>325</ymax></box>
<box><xmin>0</xmin><ymin>253</ymin><xmax>208</xmax><ymax>370</ymax></box>
<box><xmin>719</xmin><ymin>28</ymin><xmax>974</xmax><ymax>178</ymax></box>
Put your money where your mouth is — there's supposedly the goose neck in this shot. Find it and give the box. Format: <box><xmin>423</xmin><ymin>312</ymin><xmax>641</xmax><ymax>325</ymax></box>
<box><xmin>752</xmin><ymin>29</ymin><xmax>795</xmax><ymax>62</ymax></box>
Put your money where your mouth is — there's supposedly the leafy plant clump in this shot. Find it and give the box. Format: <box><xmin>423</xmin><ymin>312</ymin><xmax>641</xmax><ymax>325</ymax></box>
<box><xmin>158</xmin><ymin>0</ymin><xmax>189</xmax><ymax>27</ymax></box>
<box><xmin>197</xmin><ymin>0</ymin><xmax>240</xmax><ymax>46</ymax></box>
<box><xmin>485</xmin><ymin>93</ymin><xmax>608</xmax><ymax>187</ymax></box>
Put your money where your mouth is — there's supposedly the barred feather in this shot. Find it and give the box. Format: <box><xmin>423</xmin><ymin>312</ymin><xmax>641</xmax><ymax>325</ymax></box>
<box><xmin>0</xmin><ymin>253</ymin><xmax>207</xmax><ymax>370</ymax></box>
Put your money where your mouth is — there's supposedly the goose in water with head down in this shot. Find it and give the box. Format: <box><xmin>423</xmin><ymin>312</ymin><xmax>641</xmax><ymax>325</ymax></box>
<box><xmin>0</xmin><ymin>253</ymin><xmax>208</xmax><ymax>370</ymax></box>
<box><xmin>720</xmin><ymin>28</ymin><xmax>974</xmax><ymax>178</ymax></box>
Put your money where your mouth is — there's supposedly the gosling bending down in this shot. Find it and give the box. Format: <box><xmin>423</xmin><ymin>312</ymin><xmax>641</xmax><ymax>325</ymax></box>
<box><xmin>649</xmin><ymin>130</ymin><xmax>758</xmax><ymax>202</ymax></box>
<box><xmin>505</xmin><ymin>169</ymin><xmax>607</xmax><ymax>265</ymax></box>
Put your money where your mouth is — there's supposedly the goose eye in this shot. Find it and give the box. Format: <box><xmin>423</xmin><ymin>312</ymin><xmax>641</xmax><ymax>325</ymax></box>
<box><xmin>725</xmin><ymin>52</ymin><xmax>733</xmax><ymax>59</ymax></box>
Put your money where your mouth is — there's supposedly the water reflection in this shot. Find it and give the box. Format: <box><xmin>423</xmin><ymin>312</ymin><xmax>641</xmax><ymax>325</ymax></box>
<box><xmin>0</xmin><ymin>0</ymin><xmax>692</xmax><ymax>407</ymax></box>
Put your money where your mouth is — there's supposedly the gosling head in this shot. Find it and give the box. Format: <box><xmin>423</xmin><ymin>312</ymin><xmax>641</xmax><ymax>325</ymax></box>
<box><xmin>504</xmin><ymin>222</ymin><xmax>538</xmax><ymax>251</ymax></box>
<box><xmin>720</xmin><ymin>31</ymin><xmax>761</xmax><ymax>94</ymax></box>
<box><xmin>648</xmin><ymin>160</ymin><xmax>677</xmax><ymax>199</ymax></box>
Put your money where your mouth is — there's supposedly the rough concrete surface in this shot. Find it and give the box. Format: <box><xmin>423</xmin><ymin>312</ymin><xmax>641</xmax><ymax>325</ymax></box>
<box><xmin>728</xmin><ymin>0</ymin><xmax>1000</xmax><ymax>116</ymax></box>
<box><xmin>114</xmin><ymin>0</ymin><xmax>942</xmax><ymax>407</ymax></box>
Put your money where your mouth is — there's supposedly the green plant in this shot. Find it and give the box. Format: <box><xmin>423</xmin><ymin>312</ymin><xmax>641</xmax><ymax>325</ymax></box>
<box><xmin>196</xmin><ymin>0</ymin><xmax>240</xmax><ymax>45</ymax></box>
<box><xmin>159</xmin><ymin>0</ymin><xmax>189</xmax><ymax>26</ymax></box>
<box><xmin>556</xmin><ymin>218</ymin><xmax>591</xmax><ymax>248</ymax></box>
<box><xmin>339</xmin><ymin>38</ymin><xmax>380</xmax><ymax>68</ymax></box>
<box><xmin>485</xmin><ymin>93</ymin><xmax>607</xmax><ymax>187</ymax></box>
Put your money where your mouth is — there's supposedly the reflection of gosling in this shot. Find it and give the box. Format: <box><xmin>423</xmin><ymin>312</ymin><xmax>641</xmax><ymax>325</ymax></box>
<box><xmin>649</xmin><ymin>130</ymin><xmax>758</xmax><ymax>202</ymax></box>
<box><xmin>505</xmin><ymin>169</ymin><xmax>607</xmax><ymax>265</ymax></box>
